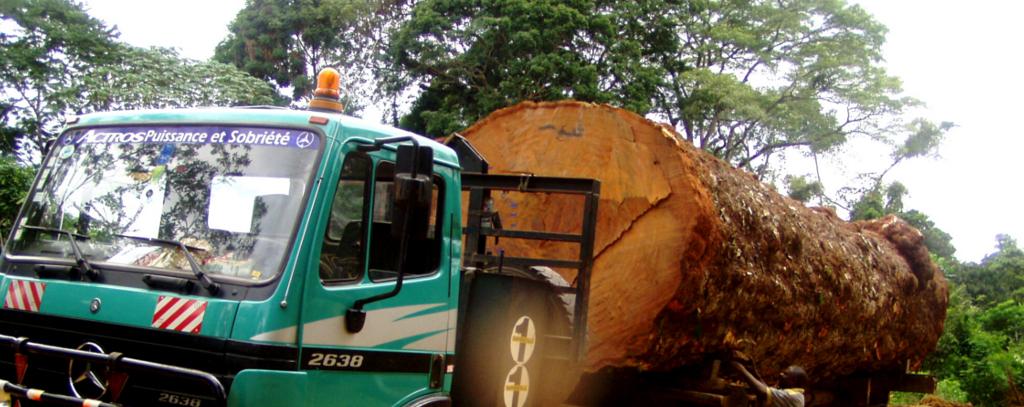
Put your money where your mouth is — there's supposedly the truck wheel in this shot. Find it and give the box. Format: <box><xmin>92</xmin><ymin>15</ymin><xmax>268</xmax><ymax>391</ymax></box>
<box><xmin>522</xmin><ymin>266</ymin><xmax>580</xmax><ymax>406</ymax></box>
<box><xmin>451</xmin><ymin>268</ymin><xmax>577</xmax><ymax>407</ymax></box>
<box><xmin>526</xmin><ymin>266</ymin><xmax>575</xmax><ymax>328</ymax></box>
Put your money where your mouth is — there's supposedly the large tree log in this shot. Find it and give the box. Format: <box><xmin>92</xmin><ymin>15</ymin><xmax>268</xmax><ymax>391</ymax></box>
<box><xmin>457</xmin><ymin>101</ymin><xmax>948</xmax><ymax>380</ymax></box>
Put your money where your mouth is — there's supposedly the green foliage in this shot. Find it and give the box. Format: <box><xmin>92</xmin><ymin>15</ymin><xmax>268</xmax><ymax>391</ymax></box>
<box><xmin>0</xmin><ymin>0</ymin><xmax>120</xmax><ymax>157</ymax></box>
<box><xmin>924</xmin><ymin>237</ymin><xmax>1024</xmax><ymax>406</ymax></box>
<box><xmin>387</xmin><ymin>0</ymin><xmax>628</xmax><ymax>136</ymax></box>
<box><xmin>850</xmin><ymin>182</ymin><xmax>906</xmax><ymax>221</ymax></box>
<box><xmin>935</xmin><ymin>378</ymin><xmax>970</xmax><ymax>404</ymax></box>
<box><xmin>894</xmin><ymin>119</ymin><xmax>953</xmax><ymax>162</ymax></box>
<box><xmin>883</xmin><ymin>182</ymin><xmax>907</xmax><ymax>214</ymax></box>
<box><xmin>831</xmin><ymin>119</ymin><xmax>952</xmax><ymax>217</ymax></box>
<box><xmin>849</xmin><ymin>187</ymin><xmax>885</xmax><ymax>221</ymax></box>
<box><xmin>888</xmin><ymin>391</ymin><xmax>922</xmax><ymax>405</ymax></box>
<box><xmin>83</xmin><ymin>47</ymin><xmax>280</xmax><ymax>110</ymax></box>
<box><xmin>958</xmin><ymin>235</ymin><xmax>1024</xmax><ymax>306</ymax></box>
<box><xmin>382</xmin><ymin>0</ymin><xmax>950</xmax><ymax>178</ymax></box>
<box><xmin>847</xmin><ymin>182</ymin><xmax>956</xmax><ymax>261</ymax></box>
<box><xmin>216</xmin><ymin>0</ymin><xmax>338</xmax><ymax>99</ymax></box>
<box><xmin>784</xmin><ymin>175</ymin><xmax>823</xmax><ymax>203</ymax></box>
<box><xmin>0</xmin><ymin>155</ymin><xmax>35</xmax><ymax>240</ymax></box>
<box><xmin>980</xmin><ymin>300</ymin><xmax>1024</xmax><ymax>347</ymax></box>
<box><xmin>641</xmin><ymin>0</ymin><xmax>905</xmax><ymax>175</ymax></box>
<box><xmin>888</xmin><ymin>379</ymin><xmax>971</xmax><ymax>405</ymax></box>
<box><xmin>215</xmin><ymin>0</ymin><xmax>953</xmax><ymax>189</ymax></box>
<box><xmin>1</xmin><ymin>0</ymin><xmax>280</xmax><ymax>161</ymax></box>
<box><xmin>901</xmin><ymin>209</ymin><xmax>957</xmax><ymax>261</ymax></box>
<box><xmin>216</xmin><ymin>0</ymin><xmax>405</xmax><ymax>108</ymax></box>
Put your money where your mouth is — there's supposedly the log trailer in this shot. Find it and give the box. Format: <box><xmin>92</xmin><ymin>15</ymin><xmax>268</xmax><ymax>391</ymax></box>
<box><xmin>0</xmin><ymin>69</ymin><xmax>933</xmax><ymax>407</ymax></box>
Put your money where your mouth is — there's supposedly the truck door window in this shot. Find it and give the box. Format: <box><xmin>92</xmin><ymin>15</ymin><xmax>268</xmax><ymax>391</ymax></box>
<box><xmin>320</xmin><ymin>153</ymin><xmax>370</xmax><ymax>283</ymax></box>
<box><xmin>368</xmin><ymin>161</ymin><xmax>443</xmax><ymax>281</ymax></box>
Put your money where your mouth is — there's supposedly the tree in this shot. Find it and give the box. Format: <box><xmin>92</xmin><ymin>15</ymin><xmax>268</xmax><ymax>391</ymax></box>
<box><xmin>924</xmin><ymin>281</ymin><xmax>1024</xmax><ymax>407</ymax></box>
<box><xmin>386</xmin><ymin>0</ymin><xmax>639</xmax><ymax>136</ymax></box>
<box><xmin>784</xmin><ymin>174</ymin><xmax>823</xmax><ymax>203</ymax></box>
<box><xmin>981</xmin><ymin>300</ymin><xmax>1024</xmax><ymax>344</ymax></box>
<box><xmin>640</xmin><ymin>0</ymin><xmax>948</xmax><ymax>178</ymax></box>
<box><xmin>836</xmin><ymin>180</ymin><xmax>957</xmax><ymax>261</ymax></box>
<box><xmin>386</xmin><ymin>0</ymin><xmax>949</xmax><ymax>179</ymax></box>
<box><xmin>849</xmin><ymin>182</ymin><xmax>910</xmax><ymax>221</ymax></box>
<box><xmin>83</xmin><ymin>47</ymin><xmax>280</xmax><ymax>111</ymax></box>
<box><xmin>958</xmin><ymin>235</ymin><xmax>1024</xmax><ymax>306</ymax></box>
<box><xmin>385</xmin><ymin>0</ymin><xmax>688</xmax><ymax>136</ymax></box>
<box><xmin>825</xmin><ymin>118</ymin><xmax>954</xmax><ymax>209</ymax></box>
<box><xmin>215</xmin><ymin>0</ymin><xmax>410</xmax><ymax>111</ymax></box>
<box><xmin>1</xmin><ymin>0</ymin><xmax>280</xmax><ymax>162</ymax></box>
<box><xmin>0</xmin><ymin>0</ymin><xmax>119</xmax><ymax>158</ymax></box>
<box><xmin>924</xmin><ymin>236</ymin><xmax>1024</xmax><ymax>406</ymax></box>
<box><xmin>848</xmin><ymin>185</ymin><xmax>886</xmax><ymax>221</ymax></box>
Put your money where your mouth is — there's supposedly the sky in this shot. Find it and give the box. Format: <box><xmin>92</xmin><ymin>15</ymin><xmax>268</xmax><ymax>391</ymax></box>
<box><xmin>82</xmin><ymin>0</ymin><xmax>245</xmax><ymax>61</ymax></box>
<box><xmin>842</xmin><ymin>0</ymin><xmax>1024</xmax><ymax>262</ymax></box>
<box><xmin>80</xmin><ymin>0</ymin><xmax>1024</xmax><ymax>262</ymax></box>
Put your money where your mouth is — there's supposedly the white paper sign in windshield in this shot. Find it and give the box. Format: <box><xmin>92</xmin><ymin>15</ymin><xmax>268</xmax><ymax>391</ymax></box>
<box><xmin>209</xmin><ymin>176</ymin><xmax>291</xmax><ymax>233</ymax></box>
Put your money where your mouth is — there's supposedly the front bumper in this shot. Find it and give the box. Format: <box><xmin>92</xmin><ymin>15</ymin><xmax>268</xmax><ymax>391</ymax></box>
<box><xmin>0</xmin><ymin>334</ymin><xmax>225</xmax><ymax>407</ymax></box>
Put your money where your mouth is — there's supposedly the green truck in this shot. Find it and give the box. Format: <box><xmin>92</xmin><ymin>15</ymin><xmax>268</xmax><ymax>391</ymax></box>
<box><xmin>0</xmin><ymin>69</ymin><xmax>600</xmax><ymax>407</ymax></box>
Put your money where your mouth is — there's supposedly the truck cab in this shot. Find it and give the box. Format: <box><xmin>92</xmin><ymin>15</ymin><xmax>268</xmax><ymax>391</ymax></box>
<box><xmin>0</xmin><ymin>71</ymin><xmax>599</xmax><ymax>407</ymax></box>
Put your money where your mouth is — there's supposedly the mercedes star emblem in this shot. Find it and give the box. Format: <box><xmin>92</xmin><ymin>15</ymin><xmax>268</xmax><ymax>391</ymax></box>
<box><xmin>68</xmin><ymin>342</ymin><xmax>109</xmax><ymax>399</ymax></box>
<box><xmin>296</xmin><ymin>132</ymin><xmax>314</xmax><ymax>149</ymax></box>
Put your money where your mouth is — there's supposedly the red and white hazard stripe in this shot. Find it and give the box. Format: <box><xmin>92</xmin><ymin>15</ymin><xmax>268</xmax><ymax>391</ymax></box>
<box><xmin>3</xmin><ymin>280</ymin><xmax>46</xmax><ymax>312</ymax></box>
<box><xmin>151</xmin><ymin>296</ymin><xmax>207</xmax><ymax>334</ymax></box>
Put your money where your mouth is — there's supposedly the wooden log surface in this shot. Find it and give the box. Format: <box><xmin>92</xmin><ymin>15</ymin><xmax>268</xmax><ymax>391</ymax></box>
<box><xmin>457</xmin><ymin>101</ymin><xmax>948</xmax><ymax>381</ymax></box>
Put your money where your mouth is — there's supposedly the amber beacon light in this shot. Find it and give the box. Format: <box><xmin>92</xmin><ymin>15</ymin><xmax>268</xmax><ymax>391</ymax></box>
<box><xmin>308</xmin><ymin>68</ymin><xmax>344</xmax><ymax>113</ymax></box>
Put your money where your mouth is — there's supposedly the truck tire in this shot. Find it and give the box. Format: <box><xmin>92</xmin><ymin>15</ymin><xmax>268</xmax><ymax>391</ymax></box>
<box><xmin>451</xmin><ymin>268</ymin><xmax>578</xmax><ymax>407</ymax></box>
<box><xmin>526</xmin><ymin>266</ymin><xmax>575</xmax><ymax>328</ymax></box>
<box><xmin>522</xmin><ymin>266</ymin><xmax>581</xmax><ymax>406</ymax></box>
<box><xmin>488</xmin><ymin>265</ymin><xmax>577</xmax><ymax>335</ymax></box>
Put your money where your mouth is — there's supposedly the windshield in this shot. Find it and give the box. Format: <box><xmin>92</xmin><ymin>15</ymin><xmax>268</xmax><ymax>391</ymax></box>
<box><xmin>8</xmin><ymin>125</ymin><xmax>321</xmax><ymax>283</ymax></box>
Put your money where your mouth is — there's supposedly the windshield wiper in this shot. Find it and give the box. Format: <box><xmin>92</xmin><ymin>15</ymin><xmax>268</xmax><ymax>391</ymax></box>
<box><xmin>20</xmin><ymin>225</ymin><xmax>100</xmax><ymax>280</ymax></box>
<box><xmin>115</xmin><ymin>234</ymin><xmax>220</xmax><ymax>294</ymax></box>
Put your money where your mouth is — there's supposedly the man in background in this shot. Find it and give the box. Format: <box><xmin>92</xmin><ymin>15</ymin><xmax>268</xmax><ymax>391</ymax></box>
<box><xmin>731</xmin><ymin>361</ymin><xmax>809</xmax><ymax>407</ymax></box>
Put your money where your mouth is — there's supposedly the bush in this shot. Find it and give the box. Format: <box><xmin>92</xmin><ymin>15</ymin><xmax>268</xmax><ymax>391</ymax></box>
<box><xmin>925</xmin><ymin>270</ymin><xmax>1024</xmax><ymax>406</ymax></box>
<box><xmin>934</xmin><ymin>378</ymin><xmax>970</xmax><ymax>404</ymax></box>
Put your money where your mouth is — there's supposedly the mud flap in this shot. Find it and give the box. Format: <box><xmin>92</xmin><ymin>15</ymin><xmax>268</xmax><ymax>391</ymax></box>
<box><xmin>451</xmin><ymin>273</ymin><xmax>567</xmax><ymax>407</ymax></box>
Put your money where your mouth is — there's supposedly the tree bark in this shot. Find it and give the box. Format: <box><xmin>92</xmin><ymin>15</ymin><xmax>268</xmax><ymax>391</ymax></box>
<box><xmin>457</xmin><ymin>101</ymin><xmax>948</xmax><ymax>381</ymax></box>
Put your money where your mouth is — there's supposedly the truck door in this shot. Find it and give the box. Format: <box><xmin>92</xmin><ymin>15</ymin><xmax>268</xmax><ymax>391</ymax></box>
<box><xmin>298</xmin><ymin>145</ymin><xmax>454</xmax><ymax>405</ymax></box>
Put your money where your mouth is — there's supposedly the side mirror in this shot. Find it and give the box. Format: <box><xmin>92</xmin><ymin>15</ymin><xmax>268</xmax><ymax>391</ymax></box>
<box><xmin>347</xmin><ymin>140</ymin><xmax>434</xmax><ymax>333</ymax></box>
<box><xmin>392</xmin><ymin>144</ymin><xmax>433</xmax><ymax>240</ymax></box>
